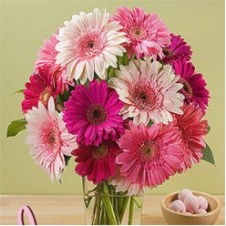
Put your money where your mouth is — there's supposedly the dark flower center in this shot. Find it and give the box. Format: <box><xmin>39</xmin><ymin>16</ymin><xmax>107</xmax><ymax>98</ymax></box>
<box><xmin>79</xmin><ymin>32</ymin><xmax>103</xmax><ymax>58</ymax></box>
<box><xmin>163</xmin><ymin>48</ymin><xmax>173</xmax><ymax>57</ymax></box>
<box><xmin>41</xmin><ymin>124</ymin><xmax>60</xmax><ymax>154</ymax></box>
<box><xmin>179</xmin><ymin>78</ymin><xmax>193</xmax><ymax>98</ymax></box>
<box><xmin>40</xmin><ymin>87</ymin><xmax>53</xmax><ymax>106</ymax></box>
<box><xmin>92</xmin><ymin>144</ymin><xmax>108</xmax><ymax>159</ymax></box>
<box><xmin>129</xmin><ymin>26</ymin><xmax>147</xmax><ymax>41</ymax></box>
<box><xmin>139</xmin><ymin>140</ymin><xmax>157</xmax><ymax>162</ymax></box>
<box><xmin>130</xmin><ymin>83</ymin><xmax>156</xmax><ymax>110</ymax></box>
<box><xmin>86</xmin><ymin>104</ymin><xmax>106</xmax><ymax>125</ymax></box>
<box><xmin>48</xmin><ymin>132</ymin><xmax>56</xmax><ymax>144</ymax></box>
<box><xmin>87</xmin><ymin>40</ymin><xmax>94</xmax><ymax>49</ymax></box>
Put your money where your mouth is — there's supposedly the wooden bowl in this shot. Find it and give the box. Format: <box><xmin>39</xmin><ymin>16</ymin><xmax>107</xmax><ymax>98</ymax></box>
<box><xmin>161</xmin><ymin>191</ymin><xmax>221</xmax><ymax>225</ymax></box>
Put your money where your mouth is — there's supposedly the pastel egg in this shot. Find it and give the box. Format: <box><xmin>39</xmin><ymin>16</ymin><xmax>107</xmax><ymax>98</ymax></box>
<box><xmin>184</xmin><ymin>195</ymin><xmax>199</xmax><ymax>213</ymax></box>
<box><xmin>196</xmin><ymin>208</ymin><xmax>207</xmax><ymax>214</ymax></box>
<box><xmin>168</xmin><ymin>200</ymin><xmax>186</xmax><ymax>213</ymax></box>
<box><xmin>178</xmin><ymin>189</ymin><xmax>193</xmax><ymax>202</ymax></box>
<box><xmin>197</xmin><ymin>196</ymin><xmax>208</xmax><ymax>210</ymax></box>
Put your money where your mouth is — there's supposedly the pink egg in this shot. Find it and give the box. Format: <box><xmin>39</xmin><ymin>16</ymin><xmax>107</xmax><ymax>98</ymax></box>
<box><xmin>168</xmin><ymin>200</ymin><xmax>186</xmax><ymax>213</ymax></box>
<box><xmin>196</xmin><ymin>208</ymin><xmax>207</xmax><ymax>214</ymax></box>
<box><xmin>185</xmin><ymin>212</ymin><xmax>192</xmax><ymax>215</ymax></box>
<box><xmin>178</xmin><ymin>189</ymin><xmax>193</xmax><ymax>202</ymax></box>
<box><xmin>184</xmin><ymin>195</ymin><xmax>199</xmax><ymax>213</ymax></box>
<box><xmin>197</xmin><ymin>196</ymin><xmax>208</xmax><ymax>210</ymax></box>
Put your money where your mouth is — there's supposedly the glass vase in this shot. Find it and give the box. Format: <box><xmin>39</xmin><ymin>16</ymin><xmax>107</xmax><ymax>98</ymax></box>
<box><xmin>82</xmin><ymin>177</ymin><xmax>143</xmax><ymax>225</ymax></box>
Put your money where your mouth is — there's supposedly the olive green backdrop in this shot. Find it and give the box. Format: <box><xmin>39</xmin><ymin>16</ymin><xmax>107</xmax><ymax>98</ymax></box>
<box><xmin>0</xmin><ymin>0</ymin><xmax>224</xmax><ymax>195</ymax></box>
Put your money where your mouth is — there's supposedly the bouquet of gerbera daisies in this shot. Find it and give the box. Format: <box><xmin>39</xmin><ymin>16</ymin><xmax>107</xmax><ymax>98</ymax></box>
<box><xmin>7</xmin><ymin>7</ymin><xmax>214</xmax><ymax>225</ymax></box>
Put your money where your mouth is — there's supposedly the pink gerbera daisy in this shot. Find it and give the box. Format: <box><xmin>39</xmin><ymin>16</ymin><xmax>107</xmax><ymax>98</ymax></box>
<box><xmin>174</xmin><ymin>104</ymin><xmax>208</xmax><ymax>172</ymax></box>
<box><xmin>113</xmin><ymin>7</ymin><xmax>171</xmax><ymax>59</ymax></box>
<box><xmin>63</xmin><ymin>80</ymin><xmax>124</xmax><ymax>146</ymax></box>
<box><xmin>173</xmin><ymin>59</ymin><xmax>210</xmax><ymax>111</ymax></box>
<box><xmin>161</xmin><ymin>33</ymin><xmax>192</xmax><ymax>64</ymax></box>
<box><xmin>56</xmin><ymin>8</ymin><xmax>127</xmax><ymax>84</ymax></box>
<box><xmin>22</xmin><ymin>65</ymin><xmax>64</xmax><ymax>113</ymax></box>
<box><xmin>25</xmin><ymin>97</ymin><xmax>78</xmax><ymax>181</ymax></box>
<box><xmin>117</xmin><ymin>122</ymin><xmax>183</xmax><ymax>187</ymax></box>
<box><xmin>35</xmin><ymin>33</ymin><xmax>59</xmax><ymax>69</ymax></box>
<box><xmin>35</xmin><ymin>33</ymin><xmax>72</xmax><ymax>87</ymax></box>
<box><xmin>111</xmin><ymin>59</ymin><xmax>184</xmax><ymax>125</ymax></box>
<box><xmin>71</xmin><ymin>142</ymin><xmax>119</xmax><ymax>184</ymax></box>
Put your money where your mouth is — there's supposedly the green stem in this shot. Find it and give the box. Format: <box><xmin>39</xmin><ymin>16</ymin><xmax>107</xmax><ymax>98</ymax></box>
<box><xmin>100</xmin><ymin>200</ymin><xmax>105</xmax><ymax>225</ymax></box>
<box><xmin>128</xmin><ymin>197</ymin><xmax>134</xmax><ymax>225</ymax></box>
<box><xmin>114</xmin><ymin>195</ymin><xmax>120</xmax><ymax>224</ymax></box>
<box><xmin>102</xmin><ymin>182</ymin><xmax>117</xmax><ymax>225</ymax></box>
<box><xmin>119</xmin><ymin>196</ymin><xmax>129</xmax><ymax>223</ymax></box>
<box><xmin>94</xmin><ymin>185</ymin><xmax>101</xmax><ymax>225</ymax></box>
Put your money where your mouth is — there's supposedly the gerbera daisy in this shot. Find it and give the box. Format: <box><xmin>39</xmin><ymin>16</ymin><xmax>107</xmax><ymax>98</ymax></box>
<box><xmin>25</xmin><ymin>97</ymin><xmax>78</xmax><ymax>181</ymax></box>
<box><xmin>35</xmin><ymin>33</ymin><xmax>73</xmax><ymax>87</ymax></box>
<box><xmin>109</xmin><ymin>172</ymin><xmax>144</xmax><ymax>196</ymax></box>
<box><xmin>35</xmin><ymin>33</ymin><xmax>59</xmax><ymax>69</ymax></box>
<box><xmin>174</xmin><ymin>104</ymin><xmax>208</xmax><ymax>172</ymax></box>
<box><xmin>161</xmin><ymin>33</ymin><xmax>192</xmax><ymax>64</ymax></box>
<box><xmin>111</xmin><ymin>59</ymin><xmax>184</xmax><ymax>125</ymax></box>
<box><xmin>117</xmin><ymin>122</ymin><xmax>183</xmax><ymax>187</ymax></box>
<box><xmin>112</xmin><ymin>7</ymin><xmax>171</xmax><ymax>59</ymax></box>
<box><xmin>55</xmin><ymin>8</ymin><xmax>127</xmax><ymax>84</ymax></box>
<box><xmin>21</xmin><ymin>65</ymin><xmax>65</xmax><ymax>113</ymax></box>
<box><xmin>71</xmin><ymin>142</ymin><xmax>119</xmax><ymax>184</ymax></box>
<box><xmin>63</xmin><ymin>80</ymin><xmax>124</xmax><ymax>146</ymax></box>
<box><xmin>173</xmin><ymin>59</ymin><xmax>210</xmax><ymax>111</ymax></box>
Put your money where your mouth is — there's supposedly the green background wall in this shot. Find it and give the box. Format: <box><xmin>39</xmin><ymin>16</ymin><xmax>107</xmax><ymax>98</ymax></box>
<box><xmin>0</xmin><ymin>0</ymin><xmax>224</xmax><ymax>195</ymax></box>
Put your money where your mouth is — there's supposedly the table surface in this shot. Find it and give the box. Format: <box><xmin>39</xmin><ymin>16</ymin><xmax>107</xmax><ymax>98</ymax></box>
<box><xmin>0</xmin><ymin>195</ymin><xmax>224</xmax><ymax>225</ymax></box>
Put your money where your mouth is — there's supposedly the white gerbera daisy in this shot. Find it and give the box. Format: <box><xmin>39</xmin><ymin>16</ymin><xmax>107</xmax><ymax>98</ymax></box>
<box><xmin>111</xmin><ymin>59</ymin><xmax>184</xmax><ymax>125</ymax></box>
<box><xmin>25</xmin><ymin>97</ymin><xmax>78</xmax><ymax>181</ymax></box>
<box><xmin>56</xmin><ymin>8</ymin><xmax>127</xmax><ymax>84</ymax></box>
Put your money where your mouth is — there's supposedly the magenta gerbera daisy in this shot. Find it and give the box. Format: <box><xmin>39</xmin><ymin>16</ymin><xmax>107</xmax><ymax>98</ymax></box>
<box><xmin>25</xmin><ymin>97</ymin><xmax>78</xmax><ymax>181</ymax></box>
<box><xmin>161</xmin><ymin>33</ymin><xmax>192</xmax><ymax>64</ymax></box>
<box><xmin>117</xmin><ymin>122</ymin><xmax>183</xmax><ymax>187</ymax></box>
<box><xmin>22</xmin><ymin>65</ymin><xmax>64</xmax><ymax>113</ymax></box>
<box><xmin>56</xmin><ymin>8</ymin><xmax>127</xmax><ymax>84</ymax></box>
<box><xmin>173</xmin><ymin>59</ymin><xmax>210</xmax><ymax>111</ymax></box>
<box><xmin>174</xmin><ymin>104</ymin><xmax>208</xmax><ymax>172</ymax></box>
<box><xmin>113</xmin><ymin>7</ymin><xmax>171</xmax><ymax>59</ymax></box>
<box><xmin>63</xmin><ymin>80</ymin><xmax>124</xmax><ymax>146</ymax></box>
<box><xmin>71</xmin><ymin>142</ymin><xmax>119</xmax><ymax>184</ymax></box>
<box><xmin>111</xmin><ymin>59</ymin><xmax>184</xmax><ymax>125</ymax></box>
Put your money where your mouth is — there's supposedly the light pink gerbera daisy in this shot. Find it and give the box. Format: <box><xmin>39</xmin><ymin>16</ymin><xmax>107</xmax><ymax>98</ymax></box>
<box><xmin>117</xmin><ymin>122</ymin><xmax>183</xmax><ymax>187</ymax></box>
<box><xmin>174</xmin><ymin>104</ymin><xmax>208</xmax><ymax>172</ymax></box>
<box><xmin>109</xmin><ymin>172</ymin><xmax>144</xmax><ymax>196</ymax></box>
<box><xmin>56</xmin><ymin>8</ymin><xmax>127</xmax><ymax>84</ymax></box>
<box><xmin>71</xmin><ymin>142</ymin><xmax>120</xmax><ymax>184</ymax></box>
<box><xmin>25</xmin><ymin>98</ymin><xmax>78</xmax><ymax>181</ymax></box>
<box><xmin>111</xmin><ymin>59</ymin><xmax>184</xmax><ymax>125</ymax></box>
<box><xmin>173</xmin><ymin>59</ymin><xmax>210</xmax><ymax>111</ymax></box>
<box><xmin>112</xmin><ymin>7</ymin><xmax>171</xmax><ymax>59</ymax></box>
<box><xmin>63</xmin><ymin>80</ymin><xmax>124</xmax><ymax>146</ymax></box>
<box><xmin>22</xmin><ymin>65</ymin><xmax>65</xmax><ymax>113</ymax></box>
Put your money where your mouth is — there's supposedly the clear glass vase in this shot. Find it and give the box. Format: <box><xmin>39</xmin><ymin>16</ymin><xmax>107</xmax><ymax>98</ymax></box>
<box><xmin>82</xmin><ymin>177</ymin><xmax>143</xmax><ymax>225</ymax></box>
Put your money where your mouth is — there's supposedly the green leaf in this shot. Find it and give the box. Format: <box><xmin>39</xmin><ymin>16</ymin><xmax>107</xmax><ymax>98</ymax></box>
<box><xmin>7</xmin><ymin>119</ymin><xmax>27</xmax><ymax>137</ymax></box>
<box><xmin>12</xmin><ymin>89</ymin><xmax>24</xmax><ymax>95</ymax></box>
<box><xmin>201</xmin><ymin>143</ymin><xmax>215</xmax><ymax>166</ymax></box>
<box><xmin>64</xmin><ymin>155</ymin><xmax>71</xmax><ymax>166</ymax></box>
<box><xmin>207</xmin><ymin>125</ymin><xmax>211</xmax><ymax>133</ymax></box>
